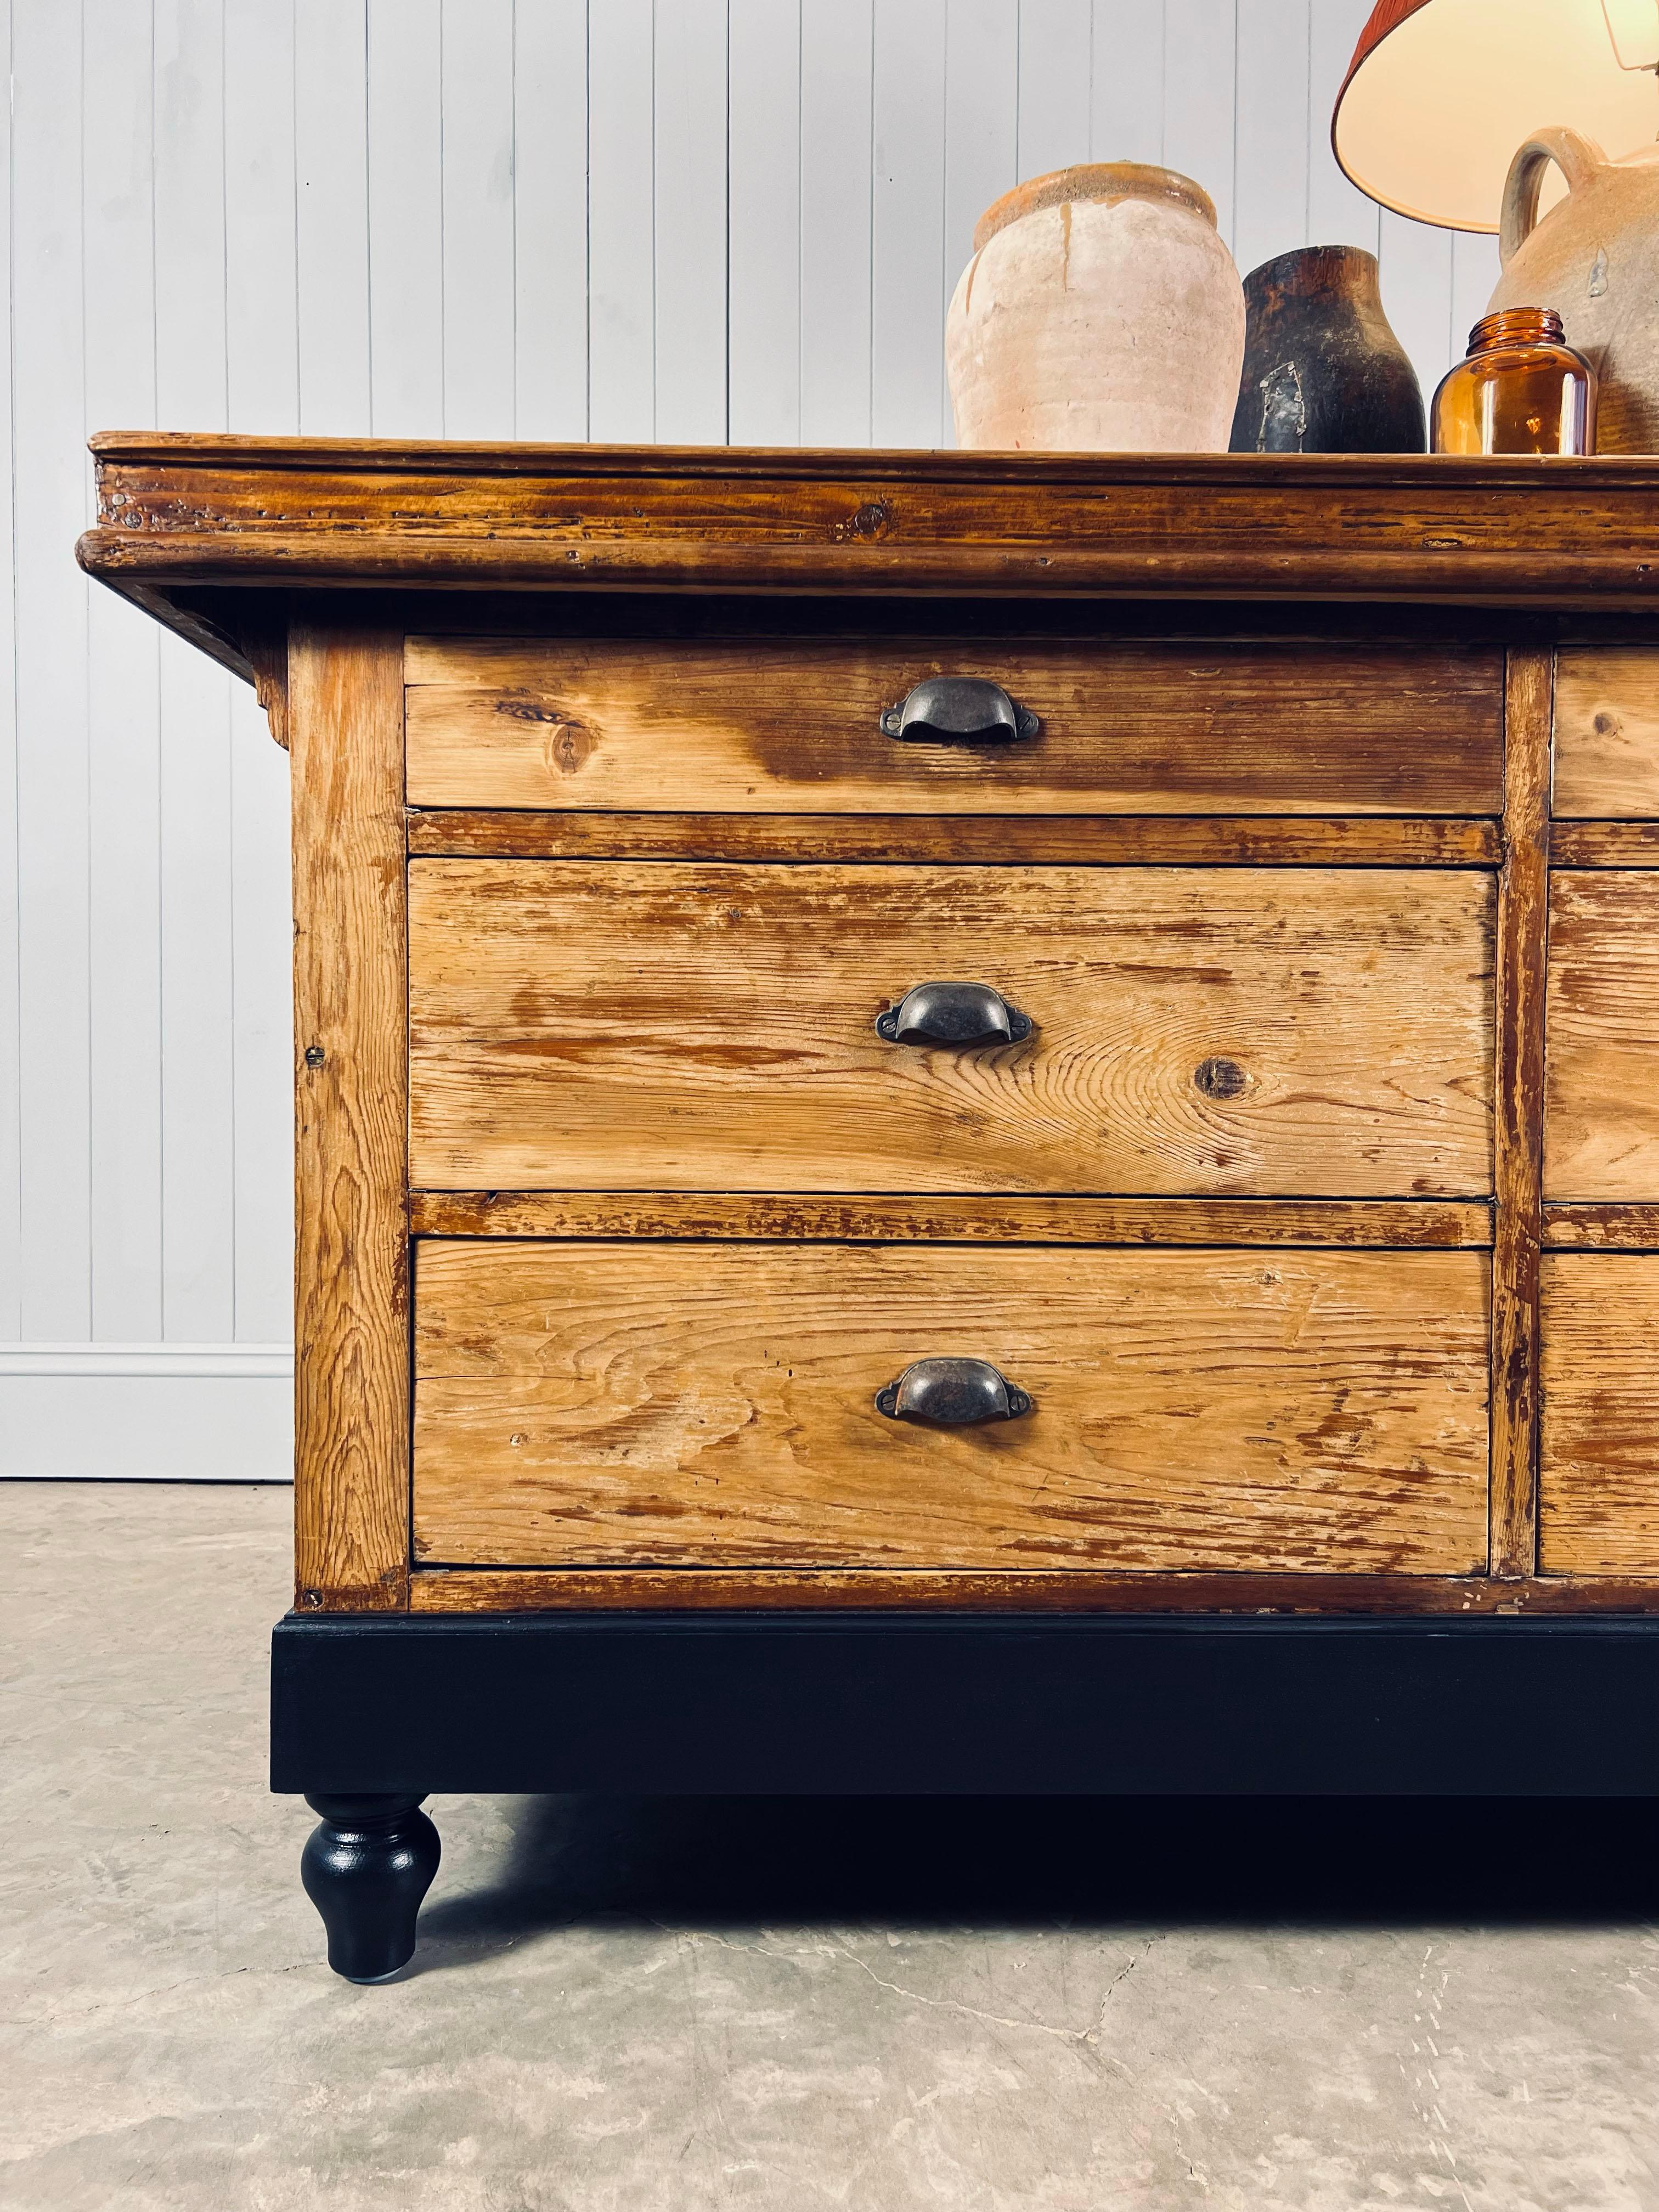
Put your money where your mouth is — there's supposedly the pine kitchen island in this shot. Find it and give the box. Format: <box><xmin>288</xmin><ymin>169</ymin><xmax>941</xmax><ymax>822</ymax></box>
<box><xmin>80</xmin><ymin>438</ymin><xmax>1659</xmax><ymax>1979</ymax></box>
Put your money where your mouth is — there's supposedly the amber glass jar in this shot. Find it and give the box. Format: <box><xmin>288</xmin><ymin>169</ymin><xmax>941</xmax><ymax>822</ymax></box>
<box><xmin>1431</xmin><ymin>308</ymin><xmax>1596</xmax><ymax>455</ymax></box>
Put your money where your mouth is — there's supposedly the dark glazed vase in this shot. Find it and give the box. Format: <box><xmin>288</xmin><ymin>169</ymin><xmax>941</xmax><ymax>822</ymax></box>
<box><xmin>1229</xmin><ymin>246</ymin><xmax>1425</xmax><ymax>454</ymax></box>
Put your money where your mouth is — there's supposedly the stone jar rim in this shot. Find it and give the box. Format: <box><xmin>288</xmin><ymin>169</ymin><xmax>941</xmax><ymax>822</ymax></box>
<box><xmin>972</xmin><ymin>163</ymin><xmax>1217</xmax><ymax>255</ymax></box>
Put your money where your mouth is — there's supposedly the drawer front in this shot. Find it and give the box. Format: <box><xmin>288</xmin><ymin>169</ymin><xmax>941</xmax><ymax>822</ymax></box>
<box><xmin>413</xmin><ymin>1242</ymin><xmax>1490</xmax><ymax>1573</ymax></box>
<box><xmin>1545</xmin><ymin>873</ymin><xmax>1659</xmax><ymax>1199</ymax></box>
<box><xmin>408</xmin><ymin>862</ymin><xmax>1494</xmax><ymax>1197</ymax></box>
<box><xmin>1541</xmin><ymin>1256</ymin><xmax>1659</xmax><ymax>1575</ymax></box>
<box><xmin>404</xmin><ymin>636</ymin><xmax>1504</xmax><ymax>816</ymax></box>
<box><xmin>1554</xmin><ymin>648</ymin><xmax>1659</xmax><ymax>817</ymax></box>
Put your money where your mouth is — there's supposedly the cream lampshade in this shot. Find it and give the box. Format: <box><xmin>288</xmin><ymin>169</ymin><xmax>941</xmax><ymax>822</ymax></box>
<box><xmin>1332</xmin><ymin>0</ymin><xmax>1659</xmax><ymax>230</ymax></box>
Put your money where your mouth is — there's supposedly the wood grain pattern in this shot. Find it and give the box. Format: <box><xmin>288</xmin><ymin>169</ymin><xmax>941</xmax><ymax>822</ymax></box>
<box><xmin>1553</xmin><ymin>648</ymin><xmax>1659</xmax><ymax>817</ymax></box>
<box><xmin>1544</xmin><ymin>872</ymin><xmax>1659</xmax><ymax>1200</ymax></box>
<box><xmin>1489</xmin><ymin>648</ymin><xmax>1551</xmax><ymax>1577</ymax></box>
<box><xmin>407</xmin><ymin>861</ymin><xmax>1495</xmax><ymax>1197</ymax></box>
<box><xmin>290</xmin><ymin>625</ymin><xmax>410</xmax><ymax>1611</ymax></box>
<box><xmin>408</xmin><ymin>1567</ymin><xmax>1659</xmax><ymax>1614</ymax></box>
<box><xmin>1541</xmin><ymin>1255</ymin><xmax>1659</xmax><ymax>1576</ymax></box>
<box><xmin>411</xmin><ymin>1241</ymin><xmax>1491</xmax><ymax>1575</ymax></box>
<box><xmin>1543</xmin><ymin>1202</ymin><xmax>1659</xmax><ymax>1249</ymax></box>
<box><xmin>1548</xmin><ymin>821</ymin><xmax>1659</xmax><ymax>867</ymax></box>
<box><xmin>77</xmin><ymin>438</ymin><xmax>1659</xmax><ymax>1618</ymax></box>
<box><xmin>408</xmin><ymin>1192</ymin><xmax>1495</xmax><ymax>1246</ymax></box>
<box><xmin>76</xmin><ymin>439</ymin><xmax>1659</xmax><ymax>618</ymax></box>
<box><xmin>403</xmin><ymin>636</ymin><xmax>1503</xmax><ymax>816</ymax></box>
<box><xmin>407</xmin><ymin>810</ymin><xmax>1504</xmax><ymax>868</ymax></box>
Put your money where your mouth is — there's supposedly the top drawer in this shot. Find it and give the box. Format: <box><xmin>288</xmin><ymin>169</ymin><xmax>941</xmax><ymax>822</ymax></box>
<box><xmin>404</xmin><ymin>636</ymin><xmax>1504</xmax><ymax>816</ymax></box>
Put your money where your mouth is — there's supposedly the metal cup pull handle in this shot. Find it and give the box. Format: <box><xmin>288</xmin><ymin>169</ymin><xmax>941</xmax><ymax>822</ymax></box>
<box><xmin>879</xmin><ymin>676</ymin><xmax>1039</xmax><ymax>742</ymax></box>
<box><xmin>875</xmin><ymin>1357</ymin><xmax>1034</xmax><ymax>1424</ymax></box>
<box><xmin>875</xmin><ymin>980</ymin><xmax>1032</xmax><ymax>1047</ymax></box>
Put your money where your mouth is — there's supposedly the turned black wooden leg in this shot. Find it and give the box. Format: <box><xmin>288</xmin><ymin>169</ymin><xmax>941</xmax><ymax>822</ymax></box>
<box><xmin>301</xmin><ymin>1793</ymin><xmax>441</xmax><ymax>1982</ymax></box>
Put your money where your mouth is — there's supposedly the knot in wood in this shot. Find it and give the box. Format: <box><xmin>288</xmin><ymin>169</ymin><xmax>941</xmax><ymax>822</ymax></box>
<box><xmin>844</xmin><ymin>499</ymin><xmax>893</xmax><ymax>541</ymax></box>
<box><xmin>1194</xmin><ymin>1055</ymin><xmax>1248</xmax><ymax>1100</ymax></box>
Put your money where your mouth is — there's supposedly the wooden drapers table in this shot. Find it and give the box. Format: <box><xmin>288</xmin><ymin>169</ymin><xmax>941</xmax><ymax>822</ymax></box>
<box><xmin>80</xmin><ymin>438</ymin><xmax>1659</xmax><ymax>1979</ymax></box>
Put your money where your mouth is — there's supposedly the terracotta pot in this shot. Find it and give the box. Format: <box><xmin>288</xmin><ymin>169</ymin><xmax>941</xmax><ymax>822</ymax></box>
<box><xmin>1230</xmin><ymin>246</ymin><xmax>1424</xmax><ymax>454</ymax></box>
<box><xmin>1486</xmin><ymin>127</ymin><xmax>1659</xmax><ymax>454</ymax></box>
<box><xmin>946</xmin><ymin>163</ymin><xmax>1245</xmax><ymax>453</ymax></box>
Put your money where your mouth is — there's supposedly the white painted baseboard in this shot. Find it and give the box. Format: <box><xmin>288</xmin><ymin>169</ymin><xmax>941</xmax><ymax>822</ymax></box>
<box><xmin>0</xmin><ymin>1344</ymin><xmax>294</xmax><ymax>1480</ymax></box>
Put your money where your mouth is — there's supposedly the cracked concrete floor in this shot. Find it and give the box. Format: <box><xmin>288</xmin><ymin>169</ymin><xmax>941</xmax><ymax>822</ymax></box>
<box><xmin>4</xmin><ymin>1482</ymin><xmax>1659</xmax><ymax>2212</ymax></box>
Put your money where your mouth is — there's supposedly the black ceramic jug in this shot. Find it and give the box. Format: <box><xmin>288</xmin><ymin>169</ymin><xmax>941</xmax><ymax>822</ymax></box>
<box><xmin>1229</xmin><ymin>245</ymin><xmax>1425</xmax><ymax>454</ymax></box>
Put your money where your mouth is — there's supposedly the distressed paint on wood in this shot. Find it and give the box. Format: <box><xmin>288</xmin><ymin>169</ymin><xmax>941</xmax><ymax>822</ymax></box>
<box><xmin>403</xmin><ymin>636</ymin><xmax>1504</xmax><ymax>816</ymax></box>
<box><xmin>412</xmin><ymin>1241</ymin><xmax>1491</xmax><ymax>1574</ymax></box>
<box><xmin>408</xmin><ymin>1567</ymin><xmax>1659</xmax><ymax>1614</ymax></box>
<box><xmin>404</xmin><ymin>810</ymin><xmax>1503</xmax><ymax>868</ymax></box>
<box><xmin>290</xmin><ymin>627</ymin><xmax>409</xmax><ymax>1608</ymax></box>
<box><xmin>1541</xmin><ymin>1255</ymin><xmax>1659</xmax><ymax>1576</ymax></box>
<box><xmin>1545</xmin><ymin>872</ymin><xmax>1659</xmax><ymax>1201</ymax></box>
<box><xmin>1543</xmin><ymin>1202</ymin><xmax>1659</xmax><ymax>1250</ymax></box>
<box><xmin>408</xmin><ymin>1192</ymin><xmax>1494</xmax><ymax>1246</ymax></box>
<box><xmin>83</xmin><ymin>442</ymin><xmax>1659</xmax><ymax>613</ymax></box>
<box><xmin>1489</xmin><ymin>647</ymin><xmax>1550</xmax><ymax>1576</ymax></box>
<box><xmin>407</xmin><ymin>861</ymin><xmax>1496</xmax><ymax>1198</ymax></box>
<box><xmin>1549</xmin><ymin>822</ymin><xmax>1659</xmax><ymax>867</ymax></box>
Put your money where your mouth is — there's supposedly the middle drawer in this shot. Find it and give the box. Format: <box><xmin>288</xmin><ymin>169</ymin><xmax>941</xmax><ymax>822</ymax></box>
<box><xmin>408</xmin><ymin>861</ymin><xmax>1495</xmax><ymax>1195</ymax></box>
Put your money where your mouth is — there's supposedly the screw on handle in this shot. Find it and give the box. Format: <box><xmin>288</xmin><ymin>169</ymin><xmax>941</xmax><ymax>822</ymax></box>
<box><xmin>876</xmin><ymin>1357</ymin><xmax>1034</xmax><ymax>1425</ymax></box>
<box><xmin>875</xmin><ymin>980</ymin><xmax>1033</xmax><ymax>1047</ymax></box>
<box><xmin>879</xmin><ymin>676</ymin><xmax>1040</xmax><ymax>742</ymax></box>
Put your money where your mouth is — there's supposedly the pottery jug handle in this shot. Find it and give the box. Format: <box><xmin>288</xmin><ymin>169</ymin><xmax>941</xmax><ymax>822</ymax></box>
<box><xmin>1499</xmin><ymin>126</ymin><xmax>1607</xmax><ymax>267</ymax></box>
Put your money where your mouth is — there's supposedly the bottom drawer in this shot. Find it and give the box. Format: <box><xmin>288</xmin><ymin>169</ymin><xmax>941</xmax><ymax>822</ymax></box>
<box><xmin>1542</xmin><ymin>1256</ymin><xmax>1659</xmax><ymax>1575</ymax></box>
<box><xmin>413</xmin><ymin>1242</ymin><xmax>1489</xmax><ymax>1576</ymax></box>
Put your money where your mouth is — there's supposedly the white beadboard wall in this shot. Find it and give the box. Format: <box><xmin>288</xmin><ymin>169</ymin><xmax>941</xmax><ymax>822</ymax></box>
<box><xmin>1</xmin><ymin>0</ymin><xmax>1499</xmax><ymax>1479</ymax></box>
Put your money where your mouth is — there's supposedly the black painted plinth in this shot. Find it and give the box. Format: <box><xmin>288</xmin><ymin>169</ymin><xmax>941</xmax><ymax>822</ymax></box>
<box><xmin>300</xmin><ymin>1792</ymin><xmax>441</xmax><ymax>1982</ymax></box>
<box><xmin>273</xmin><ymin>1612</ymin><xmax>1659</xmax><ymax>1800</ymax></box>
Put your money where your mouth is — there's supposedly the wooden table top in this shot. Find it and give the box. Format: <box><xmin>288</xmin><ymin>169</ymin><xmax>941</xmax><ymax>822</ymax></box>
<box><xmin>78</xmin><ymin>435</ymin><xmax>1659</xmax><ymax>641</ymax></box>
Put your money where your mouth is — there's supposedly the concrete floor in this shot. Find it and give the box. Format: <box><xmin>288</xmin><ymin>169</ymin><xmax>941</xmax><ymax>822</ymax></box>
<box><xmin>4</xmin><ymin>1486</ymin><xmax>1659</xmax><ymax>2212</ymax></box>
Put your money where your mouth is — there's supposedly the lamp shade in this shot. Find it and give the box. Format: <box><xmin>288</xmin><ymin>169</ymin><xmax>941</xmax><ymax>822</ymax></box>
<box><xmin>1333</xmin><ymin>0</ymin><xmax>1659</xmax><ymax>230</ymax></box>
